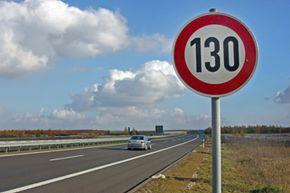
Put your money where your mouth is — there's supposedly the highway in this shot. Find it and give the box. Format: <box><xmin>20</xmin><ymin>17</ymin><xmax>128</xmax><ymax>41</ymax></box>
<box><xmin>0</xmin><ymin>134</ymin><xmax>202</xmax><ymax>193</ymax></box>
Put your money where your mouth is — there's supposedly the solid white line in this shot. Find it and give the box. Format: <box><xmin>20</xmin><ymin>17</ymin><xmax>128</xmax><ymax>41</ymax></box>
<box><xmin>1</xmin><ymin>136</ymin><xmax>198</xmax><ymax>193</ymax></box>
<box><xmin>49</xmin><ymin>155</ymin><xmax>84</xmax><ymax>162</ymax></box>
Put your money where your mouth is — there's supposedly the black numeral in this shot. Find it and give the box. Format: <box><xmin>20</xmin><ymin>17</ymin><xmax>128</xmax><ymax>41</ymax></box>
<box><xmin>190</xmin><ymin>36</ymin><xmax>240</xmax><ymax>73</ymax></box>
<box><xmin>205</xmin><ymin>37</ymin><xmax>220</xmax><ymax>72</ymax></box>
<box><xmin>190</xmin><ymin>38</ymin><xmax>202</xmax><ymax>72</ymax></box>
<box><xmin>224</xmin><ymin>36</ymin><xmax>239</xmax><ymax>71</ymax></box>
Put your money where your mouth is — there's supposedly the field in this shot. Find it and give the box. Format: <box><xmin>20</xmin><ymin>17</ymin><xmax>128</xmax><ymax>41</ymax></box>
<box><xmin>137</xmin><ymin>135</ymin><xmax>290</xmax><ymax>193</ymax></box>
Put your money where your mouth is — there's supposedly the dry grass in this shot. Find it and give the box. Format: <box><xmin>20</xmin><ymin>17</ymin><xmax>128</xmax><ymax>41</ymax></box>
<box><xmin>229</xmin><ymin>140</ymin><xmax>290</xmax><ymax>192</ymax></box>
<box><xmin>136</xmin><ymin>144</ymin><xmax>210</xmax><ymax>193</ymax></box>
<box><xmin>136</xmin><ymin>138</ymin><xmax>290</xmax><ymax>193</ymax></box>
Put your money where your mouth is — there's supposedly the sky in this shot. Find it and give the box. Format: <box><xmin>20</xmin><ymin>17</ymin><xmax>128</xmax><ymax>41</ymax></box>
<box><xmin>0</xmin><ymin>0</ymin><xmax>290</xmax><ymax>130</ymax></box>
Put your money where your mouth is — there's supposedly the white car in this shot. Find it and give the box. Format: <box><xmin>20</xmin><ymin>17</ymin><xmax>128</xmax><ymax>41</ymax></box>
<box><xmin>127</xmin><ymin>135</ymin><xmax>152</xmax><ymax>150</ymax></box>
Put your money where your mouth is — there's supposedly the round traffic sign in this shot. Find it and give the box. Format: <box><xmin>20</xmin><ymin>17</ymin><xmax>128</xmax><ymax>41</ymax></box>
<box><xmin>173</xmin><ymin>12</ymin><xmax>258</xmax><ymax>97</ymax></box>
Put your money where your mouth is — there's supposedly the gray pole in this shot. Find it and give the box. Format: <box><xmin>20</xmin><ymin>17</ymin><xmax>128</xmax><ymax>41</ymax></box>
<box><xmin>209</xmin><ymin>8</ymin><xmax>221</xmax><ymax>193</ymax></box>
<box><xmin>212</xmin><ymin>97</ymin><xmax>221</xmax><ymax>193</ymax></box>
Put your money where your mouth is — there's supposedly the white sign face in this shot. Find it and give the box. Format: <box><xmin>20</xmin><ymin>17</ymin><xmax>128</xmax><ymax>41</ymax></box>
<box><xmin>185</xmin><ymin>25</ymin><xmax>245</xmax><ymax>84</ymax></box>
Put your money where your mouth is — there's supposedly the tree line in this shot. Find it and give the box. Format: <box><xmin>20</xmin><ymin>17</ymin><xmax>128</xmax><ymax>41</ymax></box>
<box><xmin>204</xmin><ymin>125</ymin><xmax>290</xmax><ymax>135</ymax></box>
<box><xmin>0</xmin><ymin>129</ymin><xmax>110</xmax><ymax>139</ymax></box>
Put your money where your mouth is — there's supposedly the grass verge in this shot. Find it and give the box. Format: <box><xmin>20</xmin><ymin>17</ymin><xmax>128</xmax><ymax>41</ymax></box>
<box><xmin>136</xmin><ymin>139</ymin><xmax>290</xmax><ymax>193</ymax></box>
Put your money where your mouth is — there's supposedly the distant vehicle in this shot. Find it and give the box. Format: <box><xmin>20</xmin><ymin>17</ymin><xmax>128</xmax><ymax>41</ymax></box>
<box><xmin>127</xmin><ymin>135</ymin><xmax>152</xmax><ymax>150</ymax></box>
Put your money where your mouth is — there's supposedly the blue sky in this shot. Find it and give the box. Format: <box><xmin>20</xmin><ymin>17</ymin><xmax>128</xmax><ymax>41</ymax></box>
<box><xmin>0</xmin><ymin>0</ymin><xmax>289</xmax><ymax>130</ymax></box>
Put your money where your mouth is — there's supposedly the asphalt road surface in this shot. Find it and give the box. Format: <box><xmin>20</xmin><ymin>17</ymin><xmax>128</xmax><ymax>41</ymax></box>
<box><xmin>0</xmin><ymin>134</ymin><xmax>202</xmax><ymax>193</ymax></box>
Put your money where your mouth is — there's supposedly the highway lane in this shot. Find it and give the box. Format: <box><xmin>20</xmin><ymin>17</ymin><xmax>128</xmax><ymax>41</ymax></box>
<box><xmin>0</xmin><ymin>134</ymin><xmax>202</xmax><ymax>193</ymax></box>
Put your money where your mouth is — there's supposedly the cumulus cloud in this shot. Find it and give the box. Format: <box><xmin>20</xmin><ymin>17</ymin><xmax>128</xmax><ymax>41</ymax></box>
<box><xmin>0</xmin><ymin>0</ymin><xmax>172</xmax><ymax>77</ymax></box>
<box><xmin>50</xmin><ymin>109</ymin><xmax>85</xmax><ymax>121</ymax></box>
<box><xmin>93</xmin><ymin>106</ymin><xmax>210</xmax><ymax>130</ymax></box>
<box><xmin>0</xmin><ymin>31</ymin><xmax>48</xmax><ymax>77</ymax></box>
<box><xmin>3</xmin><ymin>108</ymin><xmax>49</xmax><ymax>129</ymax></box>
<box><xmin>0</xmin><ymin>106</ymin><xmax>210</xmax><ymax>130</ymax></box>
<box><xmin>274</xmin><ymin>85</ymin><xmax>290</xmax><ymax>104</ymax></box>
<box><xmin>0</xmin><ymin>108</ymin><xmax>89</xmax><ymax>129</ymax></box>
<box><xmin>0</xmin><ymin>0</ymin><xmax>128</xmax><ymax>77</ymax></box>
<box><xmin>58</xmin><ymin>60</ymin><xmax>208</xmax><ymax>130</ymax></box>
<box><xmin>66</xmin><ymin>60</ymin><xmax>184</xmax><ymax>111</ymax></box>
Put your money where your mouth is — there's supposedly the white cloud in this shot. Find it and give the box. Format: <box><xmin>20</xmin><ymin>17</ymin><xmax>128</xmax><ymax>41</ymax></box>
<box><xmin>0</xmin><ymin>106</ymin><xmax>209</xmax><ymax>130</ymax></box>
<box><xmin>0</xmin><ymin>0</ymin><xmax>128</xmax><ymax>77</ymax></box>
<box><xmin>13</xmin><ymin>112</ymin><xmax>44</xmax><ymax>123</ymax></box>
<box><xmin>0</xmin><ymin>0</ymin><xmax>172</xmax><ymax>77</ymax></box>
<box><xmin>50</xmin><ymin>109</ymin><xmax>85</xmax><ymax>121</ymax></box>
<box><xmin>0</xmin><ymin>108</ymin><xmax>89</xmax><ymax>129</ymax></box>
<box><xmin>4</xmin><ymin>108</ymin><xmax>49</xmax><ymax>129</ymax></box>
<box><xmin>274</xmin><ymin>85</ymin><xmax>290</xmax><ymax>104</ymax></box>
<box><xmin>0</xmin><ymin>30</ymin><xmax>48</xmax><ymax>77</ymax></box>
<box><xmin>130</xmin><ymin>33</ymin><xmax>172</xmax><ymax>53</ymax></box>
<box><xmin>66</xmin><ymin>60</ymin><xmax>184</xmax><ymax>110</ymax></box>
<box><xmin>56</xmin><ymin>60</ymin><xmax>194</xmax><ymax>130</ymax></box>
<box><xmin>93</xmin><ymin>106</ymin><xmax>210</xmax><ymax>130</ymax></box>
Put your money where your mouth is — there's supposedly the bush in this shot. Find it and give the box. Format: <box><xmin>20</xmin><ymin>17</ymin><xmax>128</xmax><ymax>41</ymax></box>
<box><xmin>250</xmin><ymin>185</ymin><xmax>283</xmax><ymax>193</ymax></box>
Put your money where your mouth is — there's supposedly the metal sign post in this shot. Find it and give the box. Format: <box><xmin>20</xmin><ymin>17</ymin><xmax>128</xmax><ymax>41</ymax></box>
<box><xmin>210</xmin><ymin>9</ymin><xmax>221</xmax><ymax>192</ymax></box>
<box><xmin>172</xmin><ymin>8</ymin><xmax>258</xmax><ymax>193</ymax></box>
<box><xmin>212</xmin><ymin>97</ymin><xmax>221</xmax><ymax>193</ymax></box>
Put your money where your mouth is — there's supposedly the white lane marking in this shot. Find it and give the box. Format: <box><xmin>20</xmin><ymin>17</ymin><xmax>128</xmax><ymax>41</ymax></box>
<box><xmin>2</xmin><ymin>136</ymin><xmax>198</xmax><ymax>193</ymax></box>
<box><xmin>49</xmin><ymin>155</ymin><xmax>84</xmax><ymax>162</ymax></box>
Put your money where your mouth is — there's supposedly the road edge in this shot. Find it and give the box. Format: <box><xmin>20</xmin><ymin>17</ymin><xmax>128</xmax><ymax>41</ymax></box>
<box><xmin>127</xmin><ymin>137</ymin><xmax>203</xmax><ymax>193</ymax></box>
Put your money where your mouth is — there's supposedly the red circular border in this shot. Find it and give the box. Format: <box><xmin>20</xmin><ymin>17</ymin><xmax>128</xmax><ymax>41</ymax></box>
<box><xmin>173</xmin><ymin>13</ymin><xmax>258</xmax><ymax>97</ymax></box>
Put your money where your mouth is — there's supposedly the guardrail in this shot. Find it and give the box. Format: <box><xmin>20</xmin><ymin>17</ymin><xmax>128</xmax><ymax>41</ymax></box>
<box><xmin>0</xmin><ymin>135</ymin><xmax>168</xmax><ymax>153</ymax></box>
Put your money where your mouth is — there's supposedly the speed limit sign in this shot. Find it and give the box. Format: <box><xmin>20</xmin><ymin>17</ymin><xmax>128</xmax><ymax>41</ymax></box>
<box><xmin>173</xmin><ymin>12</ymin><xmax>258</xmax><ymax>97</ymax></box>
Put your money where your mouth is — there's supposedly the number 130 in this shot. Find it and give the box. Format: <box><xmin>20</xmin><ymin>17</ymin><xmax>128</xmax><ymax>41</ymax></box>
<box><xmin>190</xmin><ymin>36</ymin><xmax>240</xmax><ymax>73</ymax></box>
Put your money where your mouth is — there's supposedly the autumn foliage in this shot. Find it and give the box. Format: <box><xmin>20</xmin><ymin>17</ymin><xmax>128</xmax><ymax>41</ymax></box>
<box><xmin>0</xmin><ymin>129</ymin><xmax>110</xmax><ymax>139</ymax></box>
